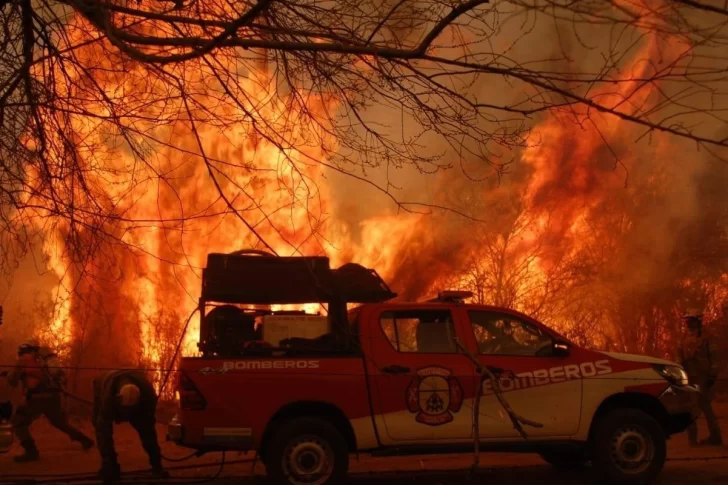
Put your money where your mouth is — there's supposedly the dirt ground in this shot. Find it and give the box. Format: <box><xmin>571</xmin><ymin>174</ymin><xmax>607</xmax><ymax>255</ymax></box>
<box><xmin>2</xmin><ymin>403</ymin><xmax>728</xmax><ymax>484</ymax></box>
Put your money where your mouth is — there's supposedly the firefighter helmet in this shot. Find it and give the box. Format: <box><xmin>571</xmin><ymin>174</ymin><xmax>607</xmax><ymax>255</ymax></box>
<box><xmin>682</xmin><ymin>308</ymin><xmax>703</xmax><ymax>330</ymax></box>
<box><xmin>683</xmin><ymin>308</ymin><xmax>703</xmax><ymax>319</ymax></box>
<box><xmin>118</xmin><ymin>383</ymin><xmax>141</xmax><ymax>407</ymax></box>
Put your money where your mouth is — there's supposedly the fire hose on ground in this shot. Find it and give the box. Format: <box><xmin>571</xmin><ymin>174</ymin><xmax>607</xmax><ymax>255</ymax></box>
<box><xmin>5</xmin><ymin>454</ymin><xmax>728</xmax><ymax>485</ymax></box>
<box><xmin>0</xmin><ymin>453</ymin><xmax>235</xmax><ymax>484</ymax></box>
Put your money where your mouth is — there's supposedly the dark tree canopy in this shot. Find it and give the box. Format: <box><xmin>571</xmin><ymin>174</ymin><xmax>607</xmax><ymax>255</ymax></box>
<box><xmin>1</xmin><ymin>0</ymin><xmax>727</xmax><ymax>269</ymax></box>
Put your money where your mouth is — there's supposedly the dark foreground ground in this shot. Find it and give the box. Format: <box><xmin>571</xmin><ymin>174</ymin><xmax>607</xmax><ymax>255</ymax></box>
<box><xmin>3</xmin><ymin>406</ymin><xmax>728</xmax><ymax>484</ymax></box>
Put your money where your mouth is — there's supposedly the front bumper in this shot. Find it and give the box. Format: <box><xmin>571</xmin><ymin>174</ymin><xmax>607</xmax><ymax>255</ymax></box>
<box><xmin>660</xmin><ymin>384</ymin><xmax>701</xmax><ymax>435</ymax></box>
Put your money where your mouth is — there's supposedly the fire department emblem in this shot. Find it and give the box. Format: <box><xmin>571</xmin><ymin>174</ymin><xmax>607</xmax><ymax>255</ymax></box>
<box><xmin>406</xmin><ymin>366</ymin><xmax>463</xmax><ymax>426</ymax></box>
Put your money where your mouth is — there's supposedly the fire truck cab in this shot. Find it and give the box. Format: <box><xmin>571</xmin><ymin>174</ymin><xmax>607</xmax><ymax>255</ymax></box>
<box><xmin>169</xmin><ymin>251</ymin><xmax>699</xmax><ymax>485</ymax></box>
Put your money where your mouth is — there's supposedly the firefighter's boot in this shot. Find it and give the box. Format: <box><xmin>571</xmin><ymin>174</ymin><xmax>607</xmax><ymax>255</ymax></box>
<box><xmin>687</xmin><ymin>423</ymin><xmax>699</xmax><ymax>446</ymax></box>
<box><xmin>13</xmin><ymin>440</ymin><xmax>40</xmax><ymax>462</ymax></box>
<box><xmin>700</xmin><ymin>437</ymin><xmax>724</xmax><ymax>446</ymax></box>
<box><xmin>151</xmin><ymin>466</ymin><xmax>170</xmax><ymax>479</ymax></box>
<box><xmin>150</xmin><ymin>456</ymin><xmax>169</xmax><ymax>479</ymax></box>
<box><xmin>99</xmin><ymin>463</ymin><xmax>121</xmax><ymax>484</ymax></box>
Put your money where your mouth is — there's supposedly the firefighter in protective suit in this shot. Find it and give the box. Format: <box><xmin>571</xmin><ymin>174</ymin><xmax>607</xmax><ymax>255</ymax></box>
<box><xmin>1</xmin><ymin>372</ymin><xmax>12</xmax><ymax>455</ymax></box>
<box><xmin>8</xmin><ymin>340</ymin><xmax>94</xmax><ymax>461</ymax></box>
<box><xmin>93</xmin><ymin>370</ymin><xmax>168</xmax><ymax>483</ymax></box>
<box><xmin>0</xmin><ymin>307</ymin><xmax>10</xmax><ymax>423</ymax></box>
<box><xmin>678</xmin><ymin>309</ymin><xmax>723</xmax><ymax>446</ymax></box>
<box><xmin>0</xmin><ymin>372</ymin><xmax>11</xmax><ymax>422</ymax></box>
<box><xmin>1</xmin><ymin>371</ymin><xmax>12</xmax><ymax>453</ymax></box>
<box><xmin>0</xmin><ymin>306</ymin><xmax>13</xmax><ymax>452</ymax></box>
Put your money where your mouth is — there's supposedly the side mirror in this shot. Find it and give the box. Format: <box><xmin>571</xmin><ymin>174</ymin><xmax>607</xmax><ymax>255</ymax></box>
<box><xmin>553</xmin><ymin>339</ymin><xmax>570</xmax><ymax>357</ymax></box>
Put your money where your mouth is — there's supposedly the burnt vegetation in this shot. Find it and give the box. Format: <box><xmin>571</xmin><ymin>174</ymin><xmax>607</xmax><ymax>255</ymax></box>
<box><xmin>0</xmin><ymin>0</ymin><xmax>727</xmax><ymax>384</ymax></box>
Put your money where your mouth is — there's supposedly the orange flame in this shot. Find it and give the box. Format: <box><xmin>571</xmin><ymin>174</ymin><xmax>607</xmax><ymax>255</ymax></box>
<box><xmin>16</xmin><ymin>0</ymin><xmax>711</xmax><ymax>383</ymax></box>
<box><xmin>20</xmin><ymin>14</ymin><xmax>344</xmax><ymax>390</ymax></box>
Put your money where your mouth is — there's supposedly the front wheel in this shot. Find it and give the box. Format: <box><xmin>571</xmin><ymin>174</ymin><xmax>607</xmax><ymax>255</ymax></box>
<box><xmin>266</xmin><ymin>417</ymin><xmax>349</xmax><ymax>485</ymax></box>
<box><xmin>592</xmin><ymin>409</ymin><xmax>666</xmax><ymax>485</ymax></box>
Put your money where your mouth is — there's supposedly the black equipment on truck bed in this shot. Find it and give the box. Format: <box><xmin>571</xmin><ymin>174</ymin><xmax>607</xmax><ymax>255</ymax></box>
<box><xmin>197</xmin><ymin>250</ymin><xmax>396</xmax><ymax>357</ymax></box>
<box><xmin>201</xmin><ymin>251</ymin><xmax>396</xmax><ymax>304</ymax></box>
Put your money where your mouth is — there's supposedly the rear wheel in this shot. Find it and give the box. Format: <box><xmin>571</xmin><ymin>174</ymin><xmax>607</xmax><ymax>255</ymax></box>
<box><xmin>592</xmin><ymin>409</ymin><xmax>666</xmax><ymax>485</ymax></box>
<box><xmin>539</xmin><ymin>450</ymin><xmax>588</xmax><ymax>470</ymax></box>
<box><xmin>266</xmin><ymin>417</ymin><xmax>349</xmax><ymax>485</ymax></box>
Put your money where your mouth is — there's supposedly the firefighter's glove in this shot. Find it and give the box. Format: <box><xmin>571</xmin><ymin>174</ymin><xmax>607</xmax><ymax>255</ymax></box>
<box><xmin>705</xmin><ymin>377</ymin><xmax>716</xmax><ymax>389</ymax></box>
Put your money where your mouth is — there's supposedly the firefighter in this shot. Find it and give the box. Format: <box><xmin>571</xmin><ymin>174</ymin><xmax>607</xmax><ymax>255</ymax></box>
<box><xmin>0</xmin><ymin>371</ymin><xmax>11</xmax><ymax>422</ymax></box>
<box><xmin>1</xmin><ymin>371</ymin><xmax>12</xmax><ymax>454</ymax></box>
<box><xmin>93</xmin><ymin>370</ymin><xmax>168</xmax><ymax>483</ymax></box>
<box><xmin>0</xmin><ymin>306</ymin><xmax>9</xmax><ymax>422</ymax></box>
<box><xmin>0</xmin><ymin>307</ymin><xmax>13</xmax><ymax>454</ymax></box>
<box><xmin>678</xmin><ymin>309</ymin><xmax>723</xmax><ymax>446</ymax></box>
<box><xmin>8</xmin><ymin>339</ymin><xmax>94</xmax><ymax>461</ymax></box>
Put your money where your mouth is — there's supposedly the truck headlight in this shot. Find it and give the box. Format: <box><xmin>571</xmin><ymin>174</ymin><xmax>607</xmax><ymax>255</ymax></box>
<box><xmin>652</xmin><ymin>364</ymin><xmax>689</xmax><ymax>386</ymax></box>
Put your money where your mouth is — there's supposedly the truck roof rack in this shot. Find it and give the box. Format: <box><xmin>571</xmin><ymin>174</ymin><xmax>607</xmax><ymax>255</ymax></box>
<box><xmin>422</xmin><ymin>290</ymin><xmax>473</xmax><ymax>304</ymax></box>
<box><xmin>200</xmin><ymin>250</ymin><xmax>397</xmax><ymax>304</ymax></box>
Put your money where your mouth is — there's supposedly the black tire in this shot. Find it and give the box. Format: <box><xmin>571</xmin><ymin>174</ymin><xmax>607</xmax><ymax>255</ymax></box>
<box><xmin>540</xmin><ymin>450</ymin><xmax>589</xmax><ymax>471</ymax></box>
<box><xmin>591</xmin><ymin>409</ymin><xmax>666</xmax><ymax>485</ymax></box>
<box><xmin>266</xmin><ymin>417</ymin><xmax>349</xmax><ymax>485</ymax></box>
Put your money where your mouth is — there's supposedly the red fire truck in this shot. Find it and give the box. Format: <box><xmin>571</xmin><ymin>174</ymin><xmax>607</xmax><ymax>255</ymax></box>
<box><xmin>168</xmin><ymin>251</ymin><xmax>699</xmax><ymax>485</ymax></box>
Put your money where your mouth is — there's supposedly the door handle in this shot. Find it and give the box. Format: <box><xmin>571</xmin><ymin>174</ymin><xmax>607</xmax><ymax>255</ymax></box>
<box><xmin>380</xmin><ymin>365</ymin><xmax>411</xmax><ymax>375</ymax></box>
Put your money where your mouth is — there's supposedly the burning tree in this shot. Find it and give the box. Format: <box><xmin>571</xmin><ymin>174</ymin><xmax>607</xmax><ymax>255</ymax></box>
<box><xmin>0</xmin><ymin>0</ymin><xmax>727</xmax><ymax>393</ymax></box>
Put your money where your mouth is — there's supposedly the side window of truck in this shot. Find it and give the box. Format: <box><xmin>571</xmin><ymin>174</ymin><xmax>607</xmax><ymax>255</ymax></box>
<box><xmin>379</xmin><ymin>310</ymin><xmax>457</xmax><ymax>353</ymax></box>
<box><xmin>468</xmin><ymin>311</ymin><xmax>552</xmax><ymax>357</ymax></box>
